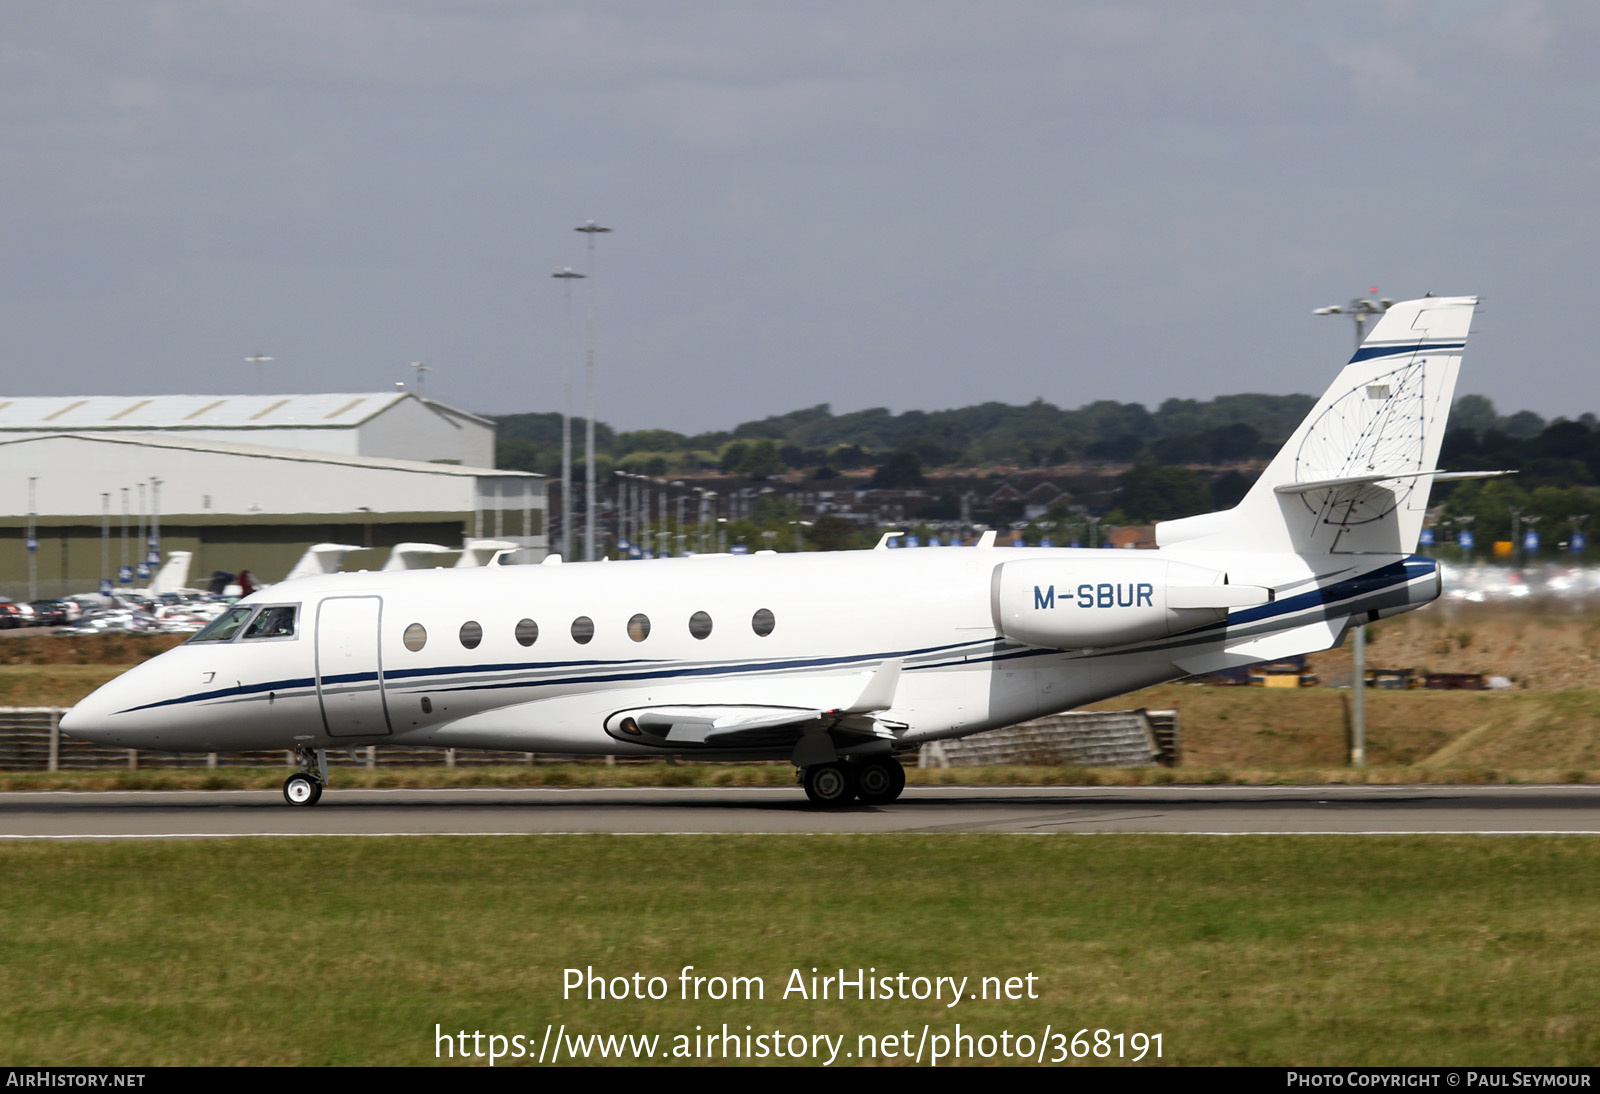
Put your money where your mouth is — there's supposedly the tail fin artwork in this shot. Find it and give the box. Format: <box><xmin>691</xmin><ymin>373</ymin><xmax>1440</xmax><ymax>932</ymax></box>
<box><xmin>1158</xmin><ymin>295</ymin><xmax>1478</xmax><ymax>556</ymax></box>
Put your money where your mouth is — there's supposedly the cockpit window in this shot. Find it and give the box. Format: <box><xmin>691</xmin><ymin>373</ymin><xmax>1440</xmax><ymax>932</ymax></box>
<box><xmin>188</xmin><ymin>606</ymin><xmax>254</xmax><ymax>643</ymax></box>
<box><xmin>242</xmin><ymin>605</ymin><xmax>297</xmax><ymax>640</ymax></box>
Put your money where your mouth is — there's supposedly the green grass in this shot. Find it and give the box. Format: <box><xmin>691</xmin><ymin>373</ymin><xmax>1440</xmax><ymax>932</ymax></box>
<box><xmin>2</xmin><ymin>836</ymin><xmax>1598</xmax><ymax>1065</ymax></box>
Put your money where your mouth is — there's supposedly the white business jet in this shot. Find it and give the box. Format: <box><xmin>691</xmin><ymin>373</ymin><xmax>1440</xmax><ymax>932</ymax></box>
<box><xmin>62</xmin><ymin>296</ymin><xmax>1483</xmax><ymax>807</ymax></box>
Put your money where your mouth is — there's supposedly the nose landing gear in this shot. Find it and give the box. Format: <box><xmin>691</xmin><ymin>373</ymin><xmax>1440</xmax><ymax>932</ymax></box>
<box><xmin>282</xmin><ymin>745</ymin><xmax>328</xmax><ymax>806</ymax></box>
<box><xmin>283</xmin><ymin>772</ymin><xmax>321</xmax><ymax>805</ymax></box>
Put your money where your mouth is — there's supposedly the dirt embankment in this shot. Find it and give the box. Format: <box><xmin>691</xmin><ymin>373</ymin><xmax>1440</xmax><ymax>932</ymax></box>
<box><xmin>0</xmin><ymin>633</ymin><xmax>186</xmax><ymax>667</ymax></box>
<box><xmin>1310</xmin><ymin>602</ymin><xmax>1600</xmax><ymax>689</ymax></box>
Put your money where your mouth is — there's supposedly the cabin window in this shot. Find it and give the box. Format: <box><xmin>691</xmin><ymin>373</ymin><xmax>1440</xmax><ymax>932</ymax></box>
<box><xmin>403</xmin><ymin>623</ymin><xmax>427</xmax><ymax>652</ymax></box>
<box><xmin>627</xmin><ymin>613</ymin><xmax>651</xmax><ymax>642</ymax></box>
<box><xmin>189</xmin><ymin>606</ymin><xmax>253</xmax><ymax>643</ymax></box>
<box><xmin>571</xmin><ymin>616</ymin><xmax>595</xmax><ymax>644</ymax></box>
<box><xmin>241</xmin><ymin>605</ymin><xmax>297</xmax><ymax>640</ymax></box>
<box><xmin>515</xmin><ymin>618</ymin><xmax>539</xmax><ymax>647</ymax></box>
<box><xmin>459</xmin><ymin>621</ymin><xmax>483</xmax><ymax>649</ymax></box>
<box><xmin>752</xmin><ymin>608</ymin><xmax>776</xmax><ymax>637</ymax></box>
<box><xmin>688</xmin><ymin>611</ymin><xmax>713</xmax><ymax>639</ymax></box>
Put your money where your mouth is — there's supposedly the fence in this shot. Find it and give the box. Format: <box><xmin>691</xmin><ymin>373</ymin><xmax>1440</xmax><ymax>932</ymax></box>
<box><xmin>0</xmin><ymin>708</ymin><xmax>553</xmax><ymax>771</ymax></box>
<box><xmin>918</xmin><ymin>709</ymin><xmax>1178</xmax><ymax>768</ymax></box>
<box><xmin>0</xmin><ymin>706</ymin><xmax>1181</xmax><ymax>772</ymax></box>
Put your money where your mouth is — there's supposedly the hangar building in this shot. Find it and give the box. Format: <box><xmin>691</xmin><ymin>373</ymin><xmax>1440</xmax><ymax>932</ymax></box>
<box><xmin>0</xmin><ymin>394</ymin><xmax>542</xmax><ymax>599</ymax></box>
<box><xmin>0</xmin><ymin>392</ymin><xmax>494</xmax><ymax>467</ymax></box>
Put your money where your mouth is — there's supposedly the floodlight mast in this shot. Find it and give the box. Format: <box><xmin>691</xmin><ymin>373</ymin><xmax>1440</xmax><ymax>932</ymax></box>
<box><xmin>551</xmin><ymin>267</ymin><xmax>586</xmax><ymax>561</ymax></box>
<box><xmin>1313</xmin><ymin>291</ymin><xmax>1394</xmax><ymax>350</ymax></box>
<box><xmin>575</xmin><ymin>221</ymin><xmax>612</xmax><ymax>562</ymax></box>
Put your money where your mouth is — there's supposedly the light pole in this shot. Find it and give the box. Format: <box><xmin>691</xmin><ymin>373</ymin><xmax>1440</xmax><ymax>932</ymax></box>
<box><xmin>149</xmin><ymin>478</ymin><xmax>161</xmax><ymax>569</ymax></box>
<box><xmin>1314</xmin><ymin>290</ymin><xmax>1393</xmax><ymax>351</ymax></box>
<box><xmin>101</xmin><ymin>493</ymin><xmax>110</xmax><ymax>596</ymax></box>
<box><xmin>410</xmin><ymin>362</ymin><xmax>431</xmax><ymax>396</ymax></box>
<box><xmin>245</xmin><ymin>354</ymin><xmax>273</xmax><ymax>394</ymax></box>
<box><xmin>790</xmin><ymin>519</ymin><xmax>813</xmax><ymax>553</ymax></box>
<box><xmin>119</xmin><ymin>487</ymin><xmax>129</xmax><ymax>585</ymax></box>
<box><xmin>136</xmin><ymin>483</ymin><xmax>147</xmax><ymax>579</ymax></box>
<box><xmin>551</xmin><ymin>267</ymin><xmax>585</xmax><ymax>561</ymax></box>
<box><xmin>575</xmin><ymin>220</ymin><xmax>612</xmax><ymax>561</ymax></box>
<box><xmin>1314</xmin><ymin>292</ymin><xmax>1393</xmax><ymax>768</ymax></box>
<box><xmin>26</xmin><ymin>476</ymin><xmax>37</xmax><ymax>601</ymax></box>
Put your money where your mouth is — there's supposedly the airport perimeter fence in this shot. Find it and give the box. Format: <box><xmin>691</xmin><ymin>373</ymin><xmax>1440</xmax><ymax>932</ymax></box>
<box><xmin>917</xmin><ymin>709</ymin><xmax>1178</xmax><ymax>769</ymax></box>
<box><xmin>0</xmin><ymin>706</ymin><xmax>1180</xmax><ymax>772</ymax></box>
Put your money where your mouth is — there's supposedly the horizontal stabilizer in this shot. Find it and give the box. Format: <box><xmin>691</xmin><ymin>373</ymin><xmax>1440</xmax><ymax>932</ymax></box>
<box><xmin>1275</xmin><ymin>469</ymin><xmax>1514</xmax><ymax>496</ymax></box>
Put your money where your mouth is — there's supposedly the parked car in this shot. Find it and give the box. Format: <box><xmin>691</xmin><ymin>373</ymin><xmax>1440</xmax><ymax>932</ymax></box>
<box><xmin>26</xmin><ymin>601</ymin><xmax>69</xmax><ymax>627</ymax></box>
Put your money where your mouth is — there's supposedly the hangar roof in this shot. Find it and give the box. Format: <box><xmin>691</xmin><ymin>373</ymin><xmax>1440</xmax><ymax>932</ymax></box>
<box><xmin>0</xmin><ymin>392</ymin><xmax>492</xmax><ymax>431</ymax></box>
<box><xmin>0</xmin><ymin>431</ymin><xmax>539</xmax><ymax>477</ymax></box>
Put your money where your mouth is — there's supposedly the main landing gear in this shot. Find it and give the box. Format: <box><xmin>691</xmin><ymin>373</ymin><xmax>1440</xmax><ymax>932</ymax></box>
<box><xmin>283</xmin><ymin>745</ymin><xmax>328</xmax><ymax>807</ymax></box>
<box><xmin>801</xmin><ymin>757</ymin><xmax>906</xmax><ymax>807</ymax></box>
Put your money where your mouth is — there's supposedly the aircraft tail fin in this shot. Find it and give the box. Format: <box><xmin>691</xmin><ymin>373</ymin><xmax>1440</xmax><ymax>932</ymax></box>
<box><xmin>283</xmin><ymin>543</ymin><xmax>366</xmax><ymax>582</ymax></box>
<box><xmin>148</xmin><ymin>550</ymin><xmax>193</xmax><ymax>595</ymax></box>
<box><xmin>455</xmin><ymin>539</ymin><xmax>520</xmax><ymax>567</ymax></box>
<box><xmin>1157</xmin><ymin>295</ymin><xmax>1477</xmax><ymax>555</ymax></box>
<box><xmin>380</xmin><ymin>542</ymin><xmax>456</xmax><ymax>571</ymax></box>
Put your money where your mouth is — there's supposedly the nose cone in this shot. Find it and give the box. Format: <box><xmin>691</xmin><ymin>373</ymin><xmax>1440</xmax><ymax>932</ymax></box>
<box><xmin>60</xmin><ymin>670</ymin><xmax>149</xmax><ymax>746</ymax></box>
<box><xmin>59</xmin><ymin>658</ymin><xmax>190</xmax><ymax>748</ymax></box>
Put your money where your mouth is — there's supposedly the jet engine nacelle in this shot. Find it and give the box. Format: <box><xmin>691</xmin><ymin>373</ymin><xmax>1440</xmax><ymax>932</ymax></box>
<box><xmin>991</xmin><ymin>556</ymin><xmax>1272</xmax><ymax>649</ymax></box>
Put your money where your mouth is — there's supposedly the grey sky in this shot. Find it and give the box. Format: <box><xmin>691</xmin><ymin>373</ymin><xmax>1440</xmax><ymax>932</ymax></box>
<box><xmin>2</xmin><ymin>2</ymin><xmax>1594</xmax><ymax>433</ymax></box>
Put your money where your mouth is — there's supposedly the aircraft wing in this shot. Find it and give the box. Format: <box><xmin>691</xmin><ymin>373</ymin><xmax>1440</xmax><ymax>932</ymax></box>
<box><xmin>425</xmin><ymin>660</ymin><xmax>905</xmax><ymax>754</ymax></box>
<box><xmin>605</xmin><ymin>659</ymin><xmax>903</xmax><ymax>749</ymax></box>
<box><xmin>607</xmin><ymin>704</ymin><xmax>896</xmax><ymax>749</ymax></box>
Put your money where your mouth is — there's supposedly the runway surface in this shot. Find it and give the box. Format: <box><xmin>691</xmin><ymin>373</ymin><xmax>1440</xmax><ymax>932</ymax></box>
<box><xmin>4</xmin><ymin>784</ymin><xmax>1600</xmax><ymax>838</ymax></box>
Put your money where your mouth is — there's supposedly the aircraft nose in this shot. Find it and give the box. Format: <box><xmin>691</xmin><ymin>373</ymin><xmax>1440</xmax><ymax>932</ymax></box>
<box><xmin>59</xmin><ymin>687</ymin><xmax>124</xmax><ymax>745</ymax></box>
<box><xmin>59</xmin><ymin>666</ymin><xmax>167</xmax><ymax>747</ymax></box>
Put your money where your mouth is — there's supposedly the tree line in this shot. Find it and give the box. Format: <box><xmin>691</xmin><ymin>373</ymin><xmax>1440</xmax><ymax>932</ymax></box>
<box><xmin>494</xmin><ymin>393</ymin><xmax>1598</xmax><ymax>560</ymax></box>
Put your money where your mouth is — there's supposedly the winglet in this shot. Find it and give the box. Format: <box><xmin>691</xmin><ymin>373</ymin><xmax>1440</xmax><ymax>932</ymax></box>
<box><xmin>874</xmin><ymin>531</ymin><xmax>905</xmax><ymax>550</ymax></box>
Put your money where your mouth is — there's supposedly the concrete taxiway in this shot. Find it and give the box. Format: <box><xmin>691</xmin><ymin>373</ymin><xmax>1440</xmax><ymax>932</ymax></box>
<box><xmin>3</xmin><ymin>784</ymin><xmax>1600</xmax><ymax>838</ymax></box>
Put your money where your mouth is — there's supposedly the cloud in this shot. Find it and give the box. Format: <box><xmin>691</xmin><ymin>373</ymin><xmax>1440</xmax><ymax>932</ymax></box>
<box><xmin>1467</xmin><ymin>0</ymin><xmax>1554</xmax><ymax>65</ymax></box>
<box><xmin>1326</xmin><ymin>40</ymin><xmax>1433</xmax><ymax>108</ymax></box>
<box><xmin>632</xmin><ymin>76</ymin><xmax>906</xmax><ymax>150</ymax></box>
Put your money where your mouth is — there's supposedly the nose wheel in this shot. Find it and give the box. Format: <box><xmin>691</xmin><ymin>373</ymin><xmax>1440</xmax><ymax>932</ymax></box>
<box><xmin>283</xmin><ymin>772</ymin><xmax>322</xmax><ymax>806</ymax></box>
<box><xmin>283</xmin><ymin>745</ymin><xmax>328</xmax><ymax>806</ymax></box>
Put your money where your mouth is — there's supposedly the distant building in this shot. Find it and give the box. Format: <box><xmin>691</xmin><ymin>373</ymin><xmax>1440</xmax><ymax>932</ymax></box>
<box><xmin>0</xmin><ymin>423</ymin><xmax>542</xmax><ymax>598</ymax></box>
<box><xmin>0</xmin><ymin>392</ymin><xmax>493</xmax><ymax>468</ymax></box>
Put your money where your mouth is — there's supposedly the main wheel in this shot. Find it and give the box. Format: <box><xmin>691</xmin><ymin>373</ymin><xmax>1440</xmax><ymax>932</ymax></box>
<box><xmin>854</xmin><ymin>758</ymin><xmax>906</xmax><ymax>805</ymax></box>
<box><xmin>802</xmin><ymin>762</ymin><xmax>857</xmax><ymax>807</ymax></box>
<box><xmin>283</xmin><ymin>773</ymin><xmax>322</xmax><ymax>806</ymax></box>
